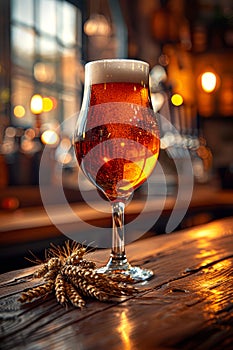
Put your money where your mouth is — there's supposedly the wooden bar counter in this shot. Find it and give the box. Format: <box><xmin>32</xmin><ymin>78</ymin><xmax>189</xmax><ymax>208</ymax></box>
<box><xmin>1</xmin><ymin>217</ymin><xmax>233</xmax><ymax>349</ymax></box>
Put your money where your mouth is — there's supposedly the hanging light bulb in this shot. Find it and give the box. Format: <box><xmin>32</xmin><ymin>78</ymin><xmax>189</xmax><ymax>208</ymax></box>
<box><xmin>84</xmin><ymin>0</ymin><xmax>112</xmax><ymax>49</ymax></box>
<box><xmin>84</xmin><ymin>14</ymin><xmax>111</xmax><ymax>37</ymax></box>
<box><xmin>84</xmin><ymin>13</ymin><xmax>111</xmax><ymax>49</ymax></box>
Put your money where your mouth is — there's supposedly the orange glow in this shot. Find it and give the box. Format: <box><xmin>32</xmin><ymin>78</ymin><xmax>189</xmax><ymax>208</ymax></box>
<box><xmin>117</xmin><ymin>311</ymin><xmax>132</xmax><ymax>350</ymax></box>
<box><xmin>50</xmin><ymin>96</ymin><xmax>57</xmax><ymax>110</ymax></box>
<box><xmin>24</xmin><ymin>128</ymin><xmax>36</xmax><ymax>139</ymax></box>
<box><xmin>171</xmin><ymin>93</ymin><xmax>183</xmax><ymax>106</ymax></box>
<box><xmin>14</xmin><ymin>105</ymin><xmax>25</xmax><ymax>118</ymax></box>
<box><xmin>200</xmin><ymin>259</ymin><xmax>232</xmax><ymax>314</ymax></box>
<box><xmin>41</xmin><ymin>129</ymin><xmax>59</xmax><ymax>146</ymax></box>
<box><xmin>195</xmin><ymin>237</ymin><xmax>218</xmax><ymax>267</ymax></box>
<box><xmin>1</xmin><ymin>197</ymin><xmax>20</xmax><ymax>210</ymax></box>
<box><xmin>192</xmin><ymin>226</ymin><xmax>233</xmax><ymax>316</ymax></box>
<box><xmin>30</xmin><ymin>94</ymin><xmax>43</xmax><ymax>114</ymax></box>
<box><xmin>21</xmin><ymin>139</ymin><xmax>34</xmax><ymax>153</ymax></box>
<box><xmin>201</xmin><ymin>72</ymin><xmax>217</xmax><ymax>93</ymax></box>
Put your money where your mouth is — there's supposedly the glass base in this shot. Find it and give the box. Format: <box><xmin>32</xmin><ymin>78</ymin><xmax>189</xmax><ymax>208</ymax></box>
<box><xmin>96</xmin><ymin>257</ymin><xmax>153</xmax><ymax>282</ymax></box>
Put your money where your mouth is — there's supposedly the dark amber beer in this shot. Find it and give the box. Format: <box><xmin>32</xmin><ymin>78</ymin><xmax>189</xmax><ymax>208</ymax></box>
<box><xmin>75</xmin><ymin>81</ymin><xmax>159</xmax><ymax>202</ymax></box>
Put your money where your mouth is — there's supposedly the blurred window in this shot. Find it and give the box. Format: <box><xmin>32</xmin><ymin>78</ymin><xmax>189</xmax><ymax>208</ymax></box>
<box><xmin>37</xmin><ymin>0</ymin><xmax>57</xmax><ymax>37</ymax></box>
<box><xmin>10</xmin><ymin>0</ymin><xmax>83</xmax><ymax>128</ymax></box>
<box><xmin>11</xmin><ymin>0</ymin><xmax>34</xmax><ymax>26</ymax></box>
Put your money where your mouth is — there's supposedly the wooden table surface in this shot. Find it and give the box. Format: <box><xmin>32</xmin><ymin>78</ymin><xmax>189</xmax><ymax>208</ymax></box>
<box><xmin>1</xmin><ymin>185</ymin><xmax>233</xmax><ymax>274</ymax></box>
<box><xmin>1</xmin><ymin>216</ymin><xmax>233</xmax><ymax>350</ymax></box>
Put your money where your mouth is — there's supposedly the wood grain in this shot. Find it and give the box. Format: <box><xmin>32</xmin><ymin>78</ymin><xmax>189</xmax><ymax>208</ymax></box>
<box><xmin>1</xmin><ymin>217</ymin><xmax>233</xmax><ymax>350</ymax></box>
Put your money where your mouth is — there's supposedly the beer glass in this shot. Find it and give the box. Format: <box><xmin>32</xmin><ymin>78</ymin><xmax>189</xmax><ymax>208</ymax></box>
<box><xmin>74</xmin><ymin>59</ymin><xmax>160</xmax><ymax>281</ymax></box>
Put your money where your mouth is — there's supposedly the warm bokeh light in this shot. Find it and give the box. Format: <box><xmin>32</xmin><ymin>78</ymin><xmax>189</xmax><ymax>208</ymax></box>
<box><xmin>24</xmin><ymin>128</ymin><xmax>36</xmax><ymax>139</ymax></box>
<box><xmin>34</xmin><ymin>62</ymin><xmax>55</xmax><ymax>83</ymax></box>
<box><xmin>14</xmin><ymin>105</ymin><xmax>25</xmax><ymax>118</ymax></box>
<box><xmin>1</xmin><ymin>197</ymin><xmax>20</xmax><ymax>210</ymax></box>
<box><xmin>43</xmin><ymin>97</ymin><xmax>54</xmax><ymax>112</ymax></box>
<box><xmin>60</xmin><ymin>137</ymin><xmax>71</xmax><ymax>150</ymax></box>
<box><xmin>201</xmin><ymin>72</ymin><xmax>217</xmax><ymax>93</ymax></box>
<box><xmin>55</xmin><ymin>137</ymin><xmax>73</xmax><ymax>165</ymax></box>
<box><xmin>57</xmin><ymin>153</ymin><xmax>72</xmax><ymax>165</ymax></box>
<box><xmin>41</xmin><ymin>129</ymin><xmax>59</xmax><ymax>146</ymax></box>
<box><xmin>30</xmin><ymin>94</ymin><xmax>43</xmax><ymax>114</ymax></box>
<box><xmin>21</xmin><ymin>139</ymin><xmax>34</xmax><ymax>153</ymax></box>
<box><xmin>84</xmin><ymin>14</ymin><xmax>111</xmax><ymax>36</ymax></box>
<box><xmin>5</xmin><ymin>127</ymin><xmax>16</xmax><ymax>138</ymax></box>
<box><xmin>171</xmin><ymin>93</ymin><xmax>183</xmax><ymax>106</ymax></box>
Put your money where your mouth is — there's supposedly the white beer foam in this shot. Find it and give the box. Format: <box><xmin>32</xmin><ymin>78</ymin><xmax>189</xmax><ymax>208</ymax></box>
<box><xmin>85</xmin><ymin>59</ymin><xmax>149</xmax><ymax>85</ymax></box>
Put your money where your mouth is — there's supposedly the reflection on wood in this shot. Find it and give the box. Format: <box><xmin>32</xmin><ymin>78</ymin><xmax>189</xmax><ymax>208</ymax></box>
<box><xmin>0</xmin><ymin>217</ymin><xmax>233</xmax><ymax>349</ymax></box>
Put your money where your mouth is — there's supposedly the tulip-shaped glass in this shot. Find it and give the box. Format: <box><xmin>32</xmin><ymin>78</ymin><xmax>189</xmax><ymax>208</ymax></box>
<box><xmin>74</xmin><ymin>59</ymin><xmax>160</xmax><ymax>281</ymax></box>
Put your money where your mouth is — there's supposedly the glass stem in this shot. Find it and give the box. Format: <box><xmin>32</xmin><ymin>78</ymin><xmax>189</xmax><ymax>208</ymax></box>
<box><xmin>110</xmin><ymin>202</ymin><xmax>128</xmax><ymax>266</ymax></box>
